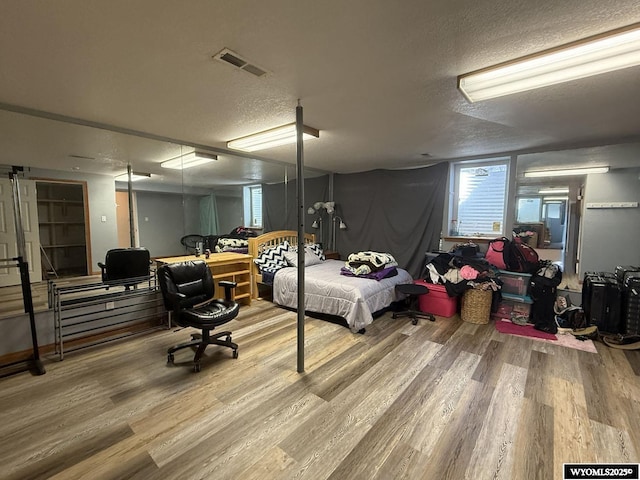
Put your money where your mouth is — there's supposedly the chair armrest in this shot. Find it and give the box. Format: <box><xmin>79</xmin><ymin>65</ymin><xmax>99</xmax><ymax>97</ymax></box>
<box><xmin>218</xmin><ymin>280</ymin><xmax>237</xmax><ymax>302</ymax></box>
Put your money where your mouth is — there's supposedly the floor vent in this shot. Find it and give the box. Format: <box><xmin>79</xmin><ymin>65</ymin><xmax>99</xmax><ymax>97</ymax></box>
<box><xmin>213</xmin><ymin>48</ymin><xmax>269</xmax><ymax>77</ymax></box>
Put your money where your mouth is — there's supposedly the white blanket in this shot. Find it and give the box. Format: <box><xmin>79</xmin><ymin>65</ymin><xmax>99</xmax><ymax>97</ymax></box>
<box><xmin>272</xmin><ymin>259</ymin><xmax>413</xmax><ymax>332</ymax></box>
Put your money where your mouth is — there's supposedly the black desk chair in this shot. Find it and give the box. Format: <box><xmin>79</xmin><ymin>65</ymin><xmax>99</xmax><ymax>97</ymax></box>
<box><xmin>157</xmin><ymin>260</ymin><xmax>239</xmax><ymax>372</ymax></box>
<box><xmin>393</xmin><ymin>283</ymin><xmax>436</xmax><ymax>325</ymax></box>
<box><xmin>98</xmin><ymin>247</ymin><xmax>151</xmax><ymax>289</ymax></box>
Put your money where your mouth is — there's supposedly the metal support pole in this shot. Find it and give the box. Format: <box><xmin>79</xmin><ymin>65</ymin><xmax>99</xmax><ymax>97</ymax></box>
<box><xmin>296</xmin><ymin>101</ymin><xmax>305</xmax><ymax>373</ymax></box>
<box><xmin>127</xmin><ymin>163</ymin><xmax>136</xmax><ymax>247</ymax></box>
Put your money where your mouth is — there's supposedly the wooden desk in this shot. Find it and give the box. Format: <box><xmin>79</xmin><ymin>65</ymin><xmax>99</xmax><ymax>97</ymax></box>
<box><xmin>155</xmin><ymin>252</ymin><xmax>252</xmax><ymax>306</ymax></box>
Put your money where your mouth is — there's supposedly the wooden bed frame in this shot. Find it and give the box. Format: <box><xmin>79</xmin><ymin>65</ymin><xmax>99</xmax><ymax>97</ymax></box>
<box><xmin>248</xmin><ymin>230</ymin><xmax>316</xmax><ymax>298</ymax></box>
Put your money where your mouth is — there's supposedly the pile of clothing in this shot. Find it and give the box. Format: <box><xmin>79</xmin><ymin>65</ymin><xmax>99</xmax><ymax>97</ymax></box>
<box><xmin>341</xmin><ymin>251</ymin><xmax>398</xmax><ymax>280</ymax></box>
<box><xmin>424</xmin><ymin>248</ymin><xmax>501</xmax><ymax>296</ymax></box>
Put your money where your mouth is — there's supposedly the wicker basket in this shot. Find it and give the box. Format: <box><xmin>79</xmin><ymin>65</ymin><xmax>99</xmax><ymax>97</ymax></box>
<box><xmin>460</xmin><ymin>288</ymin><xmax>493</xmax><ymax>324</ymax></box>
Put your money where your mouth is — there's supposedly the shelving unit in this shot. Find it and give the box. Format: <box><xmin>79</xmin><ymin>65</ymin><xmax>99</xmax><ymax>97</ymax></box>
<box><xmin>36</xmin><ymin>182</ymin><xmax>89</xmax><ymax>277</ymax></box>
<box><xmin>155</xmin><ymin>252</ymin><xmax>252</xmax><ymax>306</ymax></box>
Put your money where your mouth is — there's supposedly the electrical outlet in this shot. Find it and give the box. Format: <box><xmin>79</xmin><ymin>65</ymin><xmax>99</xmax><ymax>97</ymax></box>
<box><xmin>105</xmin><ymin>301</ymin><xmax>115</xmax><ymax>310</ymax></box>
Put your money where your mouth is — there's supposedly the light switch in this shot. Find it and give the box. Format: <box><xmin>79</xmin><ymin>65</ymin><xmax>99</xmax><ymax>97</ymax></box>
<box><xmin>101</xmin><ymin>215</ymin><xmax>107</xmax><ymax>222</ymax></box>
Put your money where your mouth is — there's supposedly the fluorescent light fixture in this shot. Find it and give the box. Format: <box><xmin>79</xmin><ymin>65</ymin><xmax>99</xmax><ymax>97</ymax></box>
<box><xmin>114</xmin><ymin>172</ymin><xmax>151</xmax><ymax>182</ymax></box>
<box><xmin>161</xmin><ymin>151</ymin><xmax>217</xmax><ymax>170</ymax></box>
<box><xmin>543</xmin><ymin>197</ymin><xmax>568</xmax><ymax>201</ymax></box>
<box><xmin>538</xmin><ymin>188</ymin><xmax>569</xmax><ymax>194</ymax></box>
<box><xmin>227</xmin><ymin>123</ymin><xmax>319</xmax><ymax>152</ymax></box>
<box><xmin>458</xmin><ymin>23</ymin><xmax>640</xmax><ymax>102</ymax></box>
<box><xmin>524</xmin><ymin>166</ymin><xmax>609</xmax><ymax>178</ymax></box>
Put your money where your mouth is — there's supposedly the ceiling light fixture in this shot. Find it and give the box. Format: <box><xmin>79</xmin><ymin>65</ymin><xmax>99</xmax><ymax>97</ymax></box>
<box><xmin>524</xmin><ymin>166</ymin><xmax>609</xmax><ymax>178</ymax></box>
<box><xmin>227</xmin><ymin>123</ymin><xmax>319</xmax><ymax>152</ymax></box>
<box><xmin>458</xmin><ymin>23</ymin><xmax>640</xmax><ymax>102</ymax></box>
<box><xmin>114</xmin><ymin>172</ymin><xmax>151</xmax><ymax>182</ymax></box>
<box><xmin>538</xmin><ymin>188</ymin><xmax>570</xmax><ymax>194</ymax></box>
<box><xmin>160</xmin><ymin>151</ymin><xmax>218</xmax><ymax>170</ymax></box>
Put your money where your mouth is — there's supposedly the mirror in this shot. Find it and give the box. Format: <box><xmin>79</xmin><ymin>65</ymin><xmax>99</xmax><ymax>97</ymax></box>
<box><xmin>0</xmin><ymin>108</ymin><xmax>326</xmax><ymax>303</ymax></box>
<box><xmin>516</xmin><ymin>143</ymin><xmax>640</xmax><ymax>279</ymax></box>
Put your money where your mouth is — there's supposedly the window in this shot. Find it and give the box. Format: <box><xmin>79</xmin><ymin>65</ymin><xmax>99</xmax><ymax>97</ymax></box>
<box><xmin>451</xmin><ymin>159</ymin><xmax>509</xmax><ymax>237</ymax></box>
<box><xmin>244</xmin><ymin>185</ymin><xmax>262</xmax><ymax>228</ymax></box>
<box><xmin>516</xmin><ymin>197</ymin><xmax>542</xmax><ymax>223</ymax></box>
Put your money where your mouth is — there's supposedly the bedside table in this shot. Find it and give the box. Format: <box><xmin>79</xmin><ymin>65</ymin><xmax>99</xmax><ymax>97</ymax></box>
<box><xmin>324</xmin><ymin>250</ymin><xmax>341</xmax><ymax>260</ymax></box>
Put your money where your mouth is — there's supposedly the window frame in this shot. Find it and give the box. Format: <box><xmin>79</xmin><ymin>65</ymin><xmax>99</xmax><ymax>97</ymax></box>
<box><xmin>244</xmin><ymin>184</ymin><xmax>263</xmax><ymax>229</ymax></box>
<box><xmin>449</xmin><ymin>158</ymin><xmax>510</xmax><ymax>238</ymax></box>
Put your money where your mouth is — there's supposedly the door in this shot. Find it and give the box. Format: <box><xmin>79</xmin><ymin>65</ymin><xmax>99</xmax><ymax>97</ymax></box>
<box><xmin>543</xmin><ymin>199</ymin><xmax>567</xmax><ymax>249</ymax></box>
<box><xmin>0</xmin><ymin>178</ymin><xmax>43</xmax><ymax>287</ymax></box>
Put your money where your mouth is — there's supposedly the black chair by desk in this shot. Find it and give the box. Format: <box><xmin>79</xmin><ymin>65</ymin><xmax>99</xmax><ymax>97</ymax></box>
<box><xmin>97</xmin><ymin>247</ymin><xmax>151</xmax><ymax>289</ymax></box>
<box><xmin>157</xmin><ymin>260</ymin><xmax>239</xmax><ymax>372</ymax></box>
<box><xmin>393</xmin><ymin>283</ymin><xmax>436</xmax><ymax>325</ymax></box>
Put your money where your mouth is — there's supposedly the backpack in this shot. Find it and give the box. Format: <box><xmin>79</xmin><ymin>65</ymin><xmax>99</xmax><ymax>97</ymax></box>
<box><xmin>507</xmin><ymin>237</ymin><xmax>540</xmax><ymax>273</ymax></box>
<box><xmin>486</xmin><ymin>237</ymin><xmax>509</xmax><ymax>270</ymax></box>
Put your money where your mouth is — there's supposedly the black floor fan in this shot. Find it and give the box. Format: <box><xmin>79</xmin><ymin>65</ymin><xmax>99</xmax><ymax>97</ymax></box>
<box><xmin>0</xmin><ymin>168</ymin><xmax>45</xmax><ymax>377</ymax></box>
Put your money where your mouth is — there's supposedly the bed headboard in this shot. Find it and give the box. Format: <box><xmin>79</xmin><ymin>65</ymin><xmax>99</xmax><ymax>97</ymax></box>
<box><xmin>248</xmin><ymin>230</ymin><xmax>316</xmax><ymax>298</ymax></box>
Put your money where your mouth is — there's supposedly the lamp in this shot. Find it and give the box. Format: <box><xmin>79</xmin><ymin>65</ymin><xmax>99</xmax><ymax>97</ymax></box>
<box><xmin>227</xmin><ymin>123</ymin><xmax>319</xmax><ymax>152</ymax></box>
<box><xmin>524</xmin><ymin>166</ymin><xmax>609</xmax><ymax>178</ymax></box>
<box><xmin>161</xmin><ymin>151</ymin><xmax>218</xmax><ymax>170</ymax></box>
<box><xmin>458</xmin><ymin>23</ymin><xmax>640</xmax><ymax>102</ymax></box>
<box><xmin>114</xmin><ymin>172</ymin><xmax>151</xmax><ymax>182</ymax></box>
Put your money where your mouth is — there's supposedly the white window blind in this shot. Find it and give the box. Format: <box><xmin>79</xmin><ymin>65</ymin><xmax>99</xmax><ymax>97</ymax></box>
<box><xmin>249</xmin><ymin>186</ymin><xmax>262</xmax><ymax>228</ymax></box>
<box><xmin>454</xmin><ymin>162</ymin><xmax>508</xmax><ymax>236</ymax></box>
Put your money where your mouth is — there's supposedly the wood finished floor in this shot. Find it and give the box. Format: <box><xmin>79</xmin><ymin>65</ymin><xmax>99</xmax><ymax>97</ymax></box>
<box><xmin>1</xmin><ymin>300</ymin><xmax>639</xmax><ymax>480</ymax></box>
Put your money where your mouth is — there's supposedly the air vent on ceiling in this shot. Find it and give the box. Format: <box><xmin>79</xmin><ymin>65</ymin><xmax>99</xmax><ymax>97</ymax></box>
<box><xmin>213</xmin><ymin>48</ymin><xmax>269</xmax><ymax>77</ymax></box>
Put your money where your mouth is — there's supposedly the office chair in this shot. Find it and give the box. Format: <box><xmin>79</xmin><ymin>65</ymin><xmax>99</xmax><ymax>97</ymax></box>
<box><xmin>98</xmin><ymin>247</ymin><xmax>151</xmax><ymax>289</ymax></box>
<box><xmin>392</xmin><ymin>283</ymin><xmax>436</xmax><ymax>325</ymax></box>
<box><xmin>157</xmin><ymin>260</ymin><xmax>239</xmax><ymax>372</ymax></box>
<box><xmin>180</xmin><ymin>234</ymin><xmax>205</xmax><ymax>254</ymax></box>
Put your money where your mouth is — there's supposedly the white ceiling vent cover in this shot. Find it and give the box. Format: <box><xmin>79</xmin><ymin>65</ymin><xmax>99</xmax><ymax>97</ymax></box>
<box><xmin>212</xmin><ymin>48</ymin><xmax>270</xmax><ymax>77</ymax></box>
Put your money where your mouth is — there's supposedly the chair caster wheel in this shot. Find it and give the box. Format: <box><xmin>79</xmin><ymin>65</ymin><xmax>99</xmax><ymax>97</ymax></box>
<box><xmin>167</xmin><ymin>353</ymin><xmax>174</xmax><ymax>364</ymax></box>
<box><xmin>233</xmin><ymin>349</ymin><xmax>239</xmax><ymax>359</ymax></box>
<box><xmin>412</xmin><ymin>319</ymin><xmax>418</xmax><ymax>325</ymax></box>
<box><xmin>226</xmin><ymin>335</ymin><xmax>232</xmax><ymax>343</ymax></box>
<box><xmin>392</xmin><ymin>313</ymin><xmax>398</xmax><ymax>319</ymax></box>
<box><xmin>193</xmin><ymin>363</ymin><xmax>201</xmax><ymax>373</ymax></box>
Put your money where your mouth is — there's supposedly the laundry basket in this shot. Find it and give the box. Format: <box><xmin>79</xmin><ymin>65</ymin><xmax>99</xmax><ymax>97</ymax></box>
<box><xmin>460</xmin><ymin>288</ymin><xmax>493</xmax><ymax>324</ymax></box>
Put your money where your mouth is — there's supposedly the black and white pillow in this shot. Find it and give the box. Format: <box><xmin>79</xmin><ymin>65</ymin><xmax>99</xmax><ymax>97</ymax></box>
<box><xmin>306</xmin><ymin>243</ymin><xmax>325</xmax><ymax>261</ymax></box>
<box><xmin>253</xmin><ymin>241</ymin><xmax>291</xmax><ymax>272</ymax></box>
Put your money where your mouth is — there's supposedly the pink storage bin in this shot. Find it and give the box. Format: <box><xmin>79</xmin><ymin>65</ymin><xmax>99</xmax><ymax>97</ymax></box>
<box><xmin>414</xmin><ymin>280</ymin><xmax>458</xmax><ymax>318</ymax></box>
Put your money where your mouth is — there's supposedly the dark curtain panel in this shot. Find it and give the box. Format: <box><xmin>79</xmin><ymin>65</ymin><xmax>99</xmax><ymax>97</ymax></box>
<box><xmin>263</xmin><ymin>175</ymin><xmax>330</xmax><ymax>234</ymax></box>
<box><xmin>333</xmin><ymin>162</ymin><xmax>448</xmax><ymax>278</ymax></box>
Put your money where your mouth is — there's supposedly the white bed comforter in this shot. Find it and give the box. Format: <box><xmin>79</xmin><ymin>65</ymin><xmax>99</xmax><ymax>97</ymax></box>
<box><xmin>272</xmin><ymin>259</ymin><xmax>413</xmax><ymax>332</ymax></box>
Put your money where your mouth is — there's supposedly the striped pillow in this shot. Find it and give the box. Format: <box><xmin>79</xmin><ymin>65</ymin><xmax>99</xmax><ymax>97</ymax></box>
<box><xmin>253</xmin><ymin>241</ymin><xmax>291</xmax><ymax>272</ymax></box>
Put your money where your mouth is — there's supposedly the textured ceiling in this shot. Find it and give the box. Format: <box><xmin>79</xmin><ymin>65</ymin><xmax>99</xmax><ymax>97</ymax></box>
<box><xmin>1</xmin><ymin>0</ymin><xmax>640</xmax><ymax>181</ymax></box>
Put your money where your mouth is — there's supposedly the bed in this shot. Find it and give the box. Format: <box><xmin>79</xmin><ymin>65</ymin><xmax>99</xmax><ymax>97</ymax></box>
<box><xmin>248</xmin><ymin>230</ymin><xmax>414</xmax><ymax>332</ymax></box>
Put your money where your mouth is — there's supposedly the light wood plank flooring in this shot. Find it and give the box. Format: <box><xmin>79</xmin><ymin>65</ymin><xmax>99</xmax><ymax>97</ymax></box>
<box><xmin>1</xmin><ymin>300</ymin><xmax>639</xmax><ymax>480</ymax></box>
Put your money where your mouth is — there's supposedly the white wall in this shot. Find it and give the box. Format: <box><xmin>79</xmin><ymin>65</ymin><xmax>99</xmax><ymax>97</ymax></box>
<box><xmin>580</xmin><ymin>168</ymin><xmax>640</xmax><ymax>274</ymax></box>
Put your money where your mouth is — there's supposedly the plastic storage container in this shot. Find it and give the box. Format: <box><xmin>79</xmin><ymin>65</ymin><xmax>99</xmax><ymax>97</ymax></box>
<box><xmin>498</xmin><ymin>270</ymin><xmax>532</xmax><ymax>297</ymax></box>
<box><xmin>414</xmin><ymin>280</ymin><xmax>458</xmax><ymax>318</ymax></box>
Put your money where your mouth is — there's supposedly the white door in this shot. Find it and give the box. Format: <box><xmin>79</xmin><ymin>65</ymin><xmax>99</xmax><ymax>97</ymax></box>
<box><xmin>0</xmin><ymin>178</ymin><xmax>42</xmax><ymax>287</ymax></box>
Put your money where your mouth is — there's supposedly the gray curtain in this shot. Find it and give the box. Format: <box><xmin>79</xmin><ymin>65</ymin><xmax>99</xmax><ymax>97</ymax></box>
<box><xmin>262</xmin><ymin>163</ymin><xmax>447</xmax><ymax>277</ymax></box>
<box><xmin>263</xmin><ymin>175</ymin><xmax>330</xmax><ymax>235</ymax></box>
<box><xmin>334</xmin><ymin>162</ymin><xmax>448</xmax><ymax>278</ymax></box>
<box><xmin>199</xmin><ymin>194</ymin><xmax>220</xmax><ymax>235</ymax></box>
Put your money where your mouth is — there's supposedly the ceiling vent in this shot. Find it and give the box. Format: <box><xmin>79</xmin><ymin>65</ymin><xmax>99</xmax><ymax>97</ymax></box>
<box><xmin>213</xmin><ymin>48</ymin><xmax>269</xmax><ymax>78</ymax></box>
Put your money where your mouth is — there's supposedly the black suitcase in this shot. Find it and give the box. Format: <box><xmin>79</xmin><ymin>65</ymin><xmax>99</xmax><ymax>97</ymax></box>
<box><xmin>582</xmin><ymin>274</ymin><xmax>621</xmax><ymax>334</ymax></box>
<box><xmin>622</xmin><ymin>274</ymin><xmax>640</xmax><ymax>335</ymax></box>
<box><xmin>614</xmin><ymin>265</ymin><xmax>640</xmax><ymax>285</ymax></box>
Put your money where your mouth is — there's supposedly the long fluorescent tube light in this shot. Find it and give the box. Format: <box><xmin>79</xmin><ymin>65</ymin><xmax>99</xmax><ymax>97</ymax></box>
<box><xmin>161</xmin><ymin>151</ymin><xmax>217</xmax><ymax>170</ymax></box>
<box><xmin>114</xmin><ymin>172</ymin><xmax>151</xmax><ymax>182</ymax></box>
<box><xmin>538</xmin><ymin>188</ymin><xmax>569</xmax><ymax>194</ymax></box>
<box><xmin>524</xmin><ymin>166</ymin><xmax>609</xmax><ymax>178</ymax></box>
<box><xmin>458</xmin><ymin>23</ymin><xmax>640</xmax><ymax>102</ymax></box>
<box><xmin>227</xmin><ymin>123</ymin><xmax>319</xmax><ymax>152</ymax></box>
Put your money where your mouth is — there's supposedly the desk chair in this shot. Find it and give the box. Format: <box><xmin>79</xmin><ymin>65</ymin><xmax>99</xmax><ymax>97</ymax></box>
<box><xmin>157</xmin><ymin>260</ymin><xmax>239</xmax><ymax>372</ymax></box>
<box><xmin>393</xmin><ymin>283</ymin><xmax>436</xmax><ymax>325</ymax></box>
<box><xmin>98</xmin><ymin>247</ymin><xmax>151</xmax><ymax>289</ymax></box>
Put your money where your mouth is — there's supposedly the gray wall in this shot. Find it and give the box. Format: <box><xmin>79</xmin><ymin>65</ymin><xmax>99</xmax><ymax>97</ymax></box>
<box><xmin>216</xmin><ymin>194</ymin><xmax>244</xmax><ymax>234</ymax></box>
<box><xmin>580</xmin><ymin>168</ymin><xmax>640</xmax><ymax>274</ymax></box>
<box><xmin>136</xmin><ymin>191</ymin><xmax>191</xmax><ymax>257</ymax></box>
